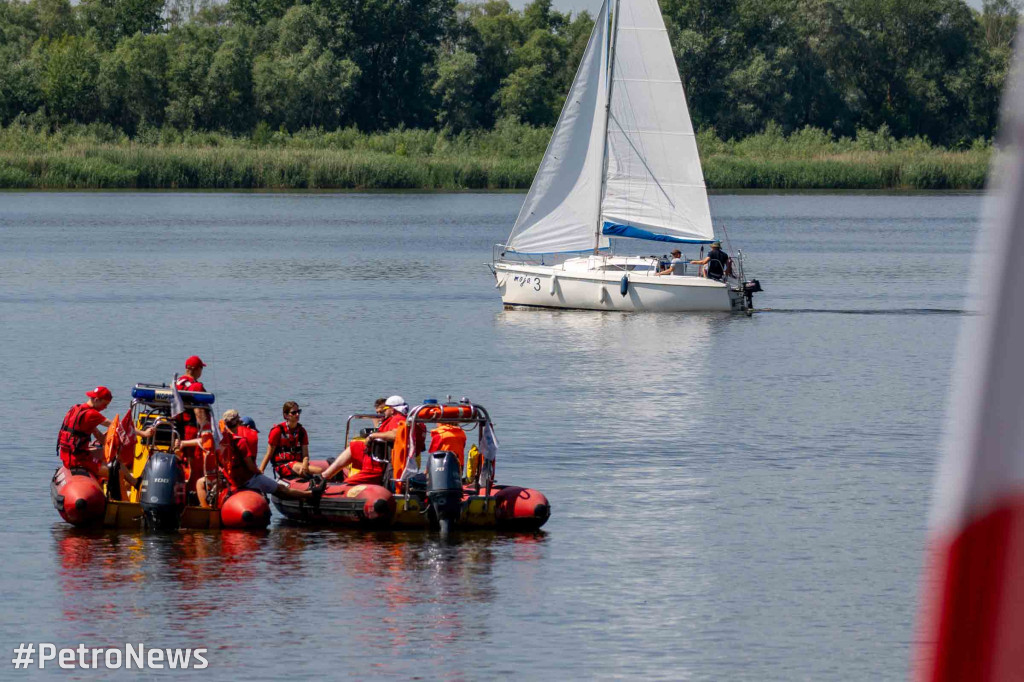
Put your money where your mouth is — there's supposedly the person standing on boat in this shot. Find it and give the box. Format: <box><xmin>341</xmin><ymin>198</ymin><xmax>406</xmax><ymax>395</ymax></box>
<box><xmin>260</xmin><ymin>402</ymin><xmax>322</xmax><ymax>479</ymax></box>
<box><xmin>691</xmin><ymin>241</ymin><xmax>733</xmax><ymax>281</ymax></box>
<box><xmin>57</xmin><ymin>386</ymin><xmax>153</xmax><ymax>480</ymax></box>
<box><xmin>196</xmin><ymin>410</ymin><xmax>321</xmax><ymax>507</ymax></box>
<box><xmin>174</xmin><ymin>355</ymin><xmax>208</xmax><ymax>440</ymax></box>
<box><xmin>176</xmin><ymin>355</ymin><xmax>207</xmax><ymax>393</ymax></box>
<box><xmin>320</xmin><ymin>396</ymin><xmax>423</xmax><ymax>485</ymax></box>
<box><xmin>655</xmin><ymin>249</ymin><xmax>686</xmax><ymax>276</ymax></box>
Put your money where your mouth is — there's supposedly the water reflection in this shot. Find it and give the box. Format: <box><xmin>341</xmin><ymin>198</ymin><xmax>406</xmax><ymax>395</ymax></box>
<box><xmin>53</xmin><ymin>524</ymin><xmax>547</xmax><ymax>671</ymax></box>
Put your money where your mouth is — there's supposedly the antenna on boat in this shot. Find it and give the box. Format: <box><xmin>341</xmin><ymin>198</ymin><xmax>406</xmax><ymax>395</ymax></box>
<box><xmin>593</xmin><ymin>0</ymin><xmax>620</xmax><ymax>255</ymax></box>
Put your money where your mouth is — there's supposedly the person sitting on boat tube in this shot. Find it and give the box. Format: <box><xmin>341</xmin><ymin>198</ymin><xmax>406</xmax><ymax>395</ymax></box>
<box><xmin>259</xmin><ymin>402</ymin><xmax>322</xmax><ymax>479</ymax></box>
<box><xmin>319</xmin><ymin>396</ymin><xmax>425</xmax><ymax>485</ymax></box>
<box><xmin>654</xmin><ymin>249</ymin><xmax>686</xmax><ymax>276</ymax></box>
<box><xmin>196</xmin><ymin>409</ymin><xmax>322</xmax><ymax>507</ymax></box>
<box><xmin>57</xmin><ymin>386</ymin><xmax>154</xmax><ymax>481</ymax></box>
<box><xmin>690</xmin><ymin>241</ymin><xmax>733</xmax><ymax>281</ymax></box>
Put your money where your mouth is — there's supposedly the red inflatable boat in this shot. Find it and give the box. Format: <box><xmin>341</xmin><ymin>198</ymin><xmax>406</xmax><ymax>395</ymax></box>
<box><xmin>272</xmin><ymin>400</ymin><xmax>551</xmax><ymax>532</ymax></box>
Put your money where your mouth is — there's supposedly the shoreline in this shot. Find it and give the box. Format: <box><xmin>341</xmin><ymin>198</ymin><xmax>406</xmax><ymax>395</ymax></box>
<box><xmin>0</xmin><ymin>146</ymin><xmax>990</xmax><ymax>191</ymax></box>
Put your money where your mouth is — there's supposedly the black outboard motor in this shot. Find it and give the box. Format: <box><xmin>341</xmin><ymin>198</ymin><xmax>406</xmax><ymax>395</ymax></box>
<box><xmin>426</xmin><ymin>451</ymin><xmax>463</xmax><ymax>535</ymax></box>
<box><xmin>137</xmin><ymin>451</ymin><xmax>187</xmax><ymax>531</ymax></box>
<box><xmin>743</xmin><ymin>278</ymin><xmax>763</xmax><ymax>309</ymax></box>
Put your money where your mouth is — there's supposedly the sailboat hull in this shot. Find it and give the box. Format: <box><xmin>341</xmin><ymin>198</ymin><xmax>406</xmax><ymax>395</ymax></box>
<box><xmin>494</xmin><ymin>262</ymin><xmax>739</xmax><ymax>312</ymax></box>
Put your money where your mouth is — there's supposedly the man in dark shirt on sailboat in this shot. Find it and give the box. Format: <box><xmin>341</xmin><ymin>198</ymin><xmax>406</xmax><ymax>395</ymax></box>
<box><xmin>691</xmin><ymin>241</ymin><xmax>732</xmax><ymax>281</ymax></box>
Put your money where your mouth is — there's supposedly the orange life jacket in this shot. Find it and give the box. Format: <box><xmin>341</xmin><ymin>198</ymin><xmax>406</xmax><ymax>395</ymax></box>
<box><xmin>429</xmin><ymin>424</ymin><xmax>466</xmax><ymax>466</ymax></box>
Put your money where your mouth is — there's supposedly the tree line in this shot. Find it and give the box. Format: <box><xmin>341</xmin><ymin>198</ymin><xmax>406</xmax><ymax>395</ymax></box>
<box><xmin>0</xmin><ymin>0</ymin><xmax>1019</xmax><ymax>146</ymax></box>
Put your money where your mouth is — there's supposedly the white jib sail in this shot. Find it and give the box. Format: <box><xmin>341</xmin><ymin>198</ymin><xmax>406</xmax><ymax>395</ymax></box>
<box><xmin>506</xmin><ymin>1</ymin><xmax>610</xmax><ymax>254</ymax></box>
<box><xmin>601</xmin><ymin>0</ymin><xmax>714</xmax><ymax>242</ymax></box>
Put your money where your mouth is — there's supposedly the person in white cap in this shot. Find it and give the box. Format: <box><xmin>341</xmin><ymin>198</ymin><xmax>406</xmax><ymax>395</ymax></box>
<box><xmin>319</xmin><ymin>396</ymin><xmax>418</xmax><ymax>485</ymax></box>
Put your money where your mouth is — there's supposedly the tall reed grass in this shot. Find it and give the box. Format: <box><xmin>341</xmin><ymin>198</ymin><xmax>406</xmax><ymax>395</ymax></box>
<box><xmin>0</xmin><ymin>120</ymin><xmax>992</xmax><ymax>190</ymax></box>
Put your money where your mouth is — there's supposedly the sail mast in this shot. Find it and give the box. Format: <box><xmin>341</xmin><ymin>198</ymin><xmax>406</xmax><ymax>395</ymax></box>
<box><xmin>593</xmin><ymin>0</ymin><xmax>619</xmax><ymax>255</ymax></box>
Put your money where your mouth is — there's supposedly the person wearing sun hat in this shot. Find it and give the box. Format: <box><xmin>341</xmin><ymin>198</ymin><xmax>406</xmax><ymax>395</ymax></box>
<box><xmin>690</xmin><ymin>240</ymin><xmax>732</xmax><ymax>281</ymax></box>
<box><xmin>56</xmin><ymin>386</ymin><xmax>153</xmax><ymax>480</ymax></box>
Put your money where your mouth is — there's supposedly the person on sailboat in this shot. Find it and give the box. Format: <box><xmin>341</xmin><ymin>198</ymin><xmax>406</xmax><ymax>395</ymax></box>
<box><xmin>691</xmin><ymin>241</ymin><xmax>733</xmax><ymax>281</ymax></box>
<box><xmin>654</xmin><ymin>249</ymin><xmax>686</xmax><ymax>276</ymax></box>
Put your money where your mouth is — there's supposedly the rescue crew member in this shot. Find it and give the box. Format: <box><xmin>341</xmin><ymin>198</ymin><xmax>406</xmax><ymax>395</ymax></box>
<box><xmin>655</xmin><ymin>249</ymin><xmax>686</xmax><ymax>276</ymax></box>
<box><xmin>429</xmin><ymin>423</ymin><xmax>468</xmax><ymax>467</ymax></box>
<box><xmin>690</xmin><ymin>241</ymin><xmax>733</xmax><ymax>281</ymax></box>
<box><xmin>320</xmin><ymin>396</ymin><xmax>424</xmax><ymax>485</ymax></box>
<box><xmin>238</xmin><ymin>416</ymin><xmax>261</xmax><ymax>464</ymax></box>
<box><xmin>196</xmin><ymin>410</ymin><xmax>321</xmax><ymax>507</ymax></box>
<box><xmin>374</xmin><ymin>397</ymin><xmax>387</xmax><ymax>427</ymax></box>
<box><xmin>57</xmin><ymin>386</ymin><xmax>153</xmax><ymax>481</ymax></box>
<box><xmin>174</xmin><ymin>355</ymin><xmax>208</xmax><ymax>445</ymax></box>
<box><xmin>259</xmin><ymin>402</ymin><xmax>322</xmax><ymax>479</ymax></box>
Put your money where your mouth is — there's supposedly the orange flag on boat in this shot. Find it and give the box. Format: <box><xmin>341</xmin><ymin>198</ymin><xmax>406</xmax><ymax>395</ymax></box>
<box><xmin>914</xmin><ymin>29</ymin><xmax>1024</xmax><ymax>682</ymax></box>
<box><xmin>103</xmin><ymin>410</ymin><xmax>136</xmax><ymax>467</ymax></box>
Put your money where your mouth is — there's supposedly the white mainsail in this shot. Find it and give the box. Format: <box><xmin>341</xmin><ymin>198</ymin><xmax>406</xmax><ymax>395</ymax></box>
<box><xmin>601</xmin><ymin>0</ymin><xmax>713</xmax><ymax>242</ymax></box>
<box><xmin>506</xmin><ymin>0</ymin><xmax>713</xmax><ymax>254</ymax></box>
<box><xmin>506</xmin><ymin>1</ymin><xmax>610</xmax><ymax>254</ymax></box>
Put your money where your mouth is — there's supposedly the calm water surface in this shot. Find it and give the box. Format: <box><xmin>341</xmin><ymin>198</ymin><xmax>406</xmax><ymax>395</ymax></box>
<box><xmin>0</xmin><ymin>192</ymin><xmax>980</xmax><ymax>679</ymax></box>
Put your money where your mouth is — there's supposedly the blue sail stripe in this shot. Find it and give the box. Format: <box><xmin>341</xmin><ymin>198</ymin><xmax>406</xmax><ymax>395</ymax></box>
<box><xmin>602</xmin><ymin>222</ymin><xmax>713</xmax><ymax>244</ymax></box>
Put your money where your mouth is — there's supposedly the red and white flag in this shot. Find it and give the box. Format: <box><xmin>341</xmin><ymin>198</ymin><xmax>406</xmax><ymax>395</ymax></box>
<box><xmin>113</xmin><ymin>410</ymin><xmax>136</xmax><ymax>465</ymax></box>
<box><xmin>915</xmin><ymin>32</ymin><xmax>1024</xmax><ymax>682</ymax></box>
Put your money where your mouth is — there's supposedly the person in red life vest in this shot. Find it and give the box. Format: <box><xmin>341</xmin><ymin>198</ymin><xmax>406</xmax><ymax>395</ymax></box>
<box><xmin>259</xmin><ymin>402</ymin><xmax>322</xmax><ymax>479</ymax></box>
<box><xmin>176</xmin><ymin>355</ymin><xmax>207</xmax><ymax>393</ymax></box>
<box><xmin>196</xmin><ymin>410</ymin><xmax>322</xmax><ymax>507</ymax></box>
<box><xmin>175</xmin><ymin>407</ymin><xmax>216</xmax><ymax>495</ymax></box>
<box><xmin>238</xmin><ymin>416</ymin><xmax>260</xmax><ymax>461</ymax></box>
<box><xmin>174</xmin><ymin>355</ymin><xmax>208</xmax><ymax>439</ymax></box>
<box><xmin>57</xmin><ymin>386</ymin><xmax>153</xmax><ymax>480</ymax></box>
<box><xmin>320</xmin><ymin>396</ymin><xmax>425</xmax><ymax>485</ymax></box>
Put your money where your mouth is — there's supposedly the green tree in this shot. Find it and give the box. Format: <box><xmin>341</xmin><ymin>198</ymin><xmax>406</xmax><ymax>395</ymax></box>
<box><xmin>32</xmin><ymin>0</ymin><xmax>77</xmax><ymax>40</ymax></box>
<box><xmin>252</xmin><ymin>5</ymin><xmax>359</xmax><ymax>130</ymax></box>
<box><xmin>312</xmin><ymin>0</ymin><xmax>457</xmax><ymax>129</ymax></box>
<box><xmin>33</xmin><ymin>34</ymin><xmax>101</xmax><ymax>122</ymax></box>
<box><xmin>431</xmin><ymin>47</ymin><xmax>480</xmax><ymax>131</ymax></box>
<box><xmin>98</xmin><ymin>32</ymin><xmax>167</xmax><ymax>132</ymax></box>
<box><xmin>78</xmin><ymin>0</ymin><xmax>165</xmax><ymax>48</ymax></box>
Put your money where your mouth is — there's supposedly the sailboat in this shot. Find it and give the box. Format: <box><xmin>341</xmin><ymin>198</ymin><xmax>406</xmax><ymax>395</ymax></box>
<box><xmin>490</xmin><ymin>0</ymin><xmax>760</xmax><ymax>313</ymax></box>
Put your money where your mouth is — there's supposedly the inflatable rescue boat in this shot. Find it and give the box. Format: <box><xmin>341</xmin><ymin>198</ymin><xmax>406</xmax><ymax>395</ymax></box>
<box><xmin>51</xmin><ymin>383</ymin><xmax>270</xmax><ymax>530</ymax></box>
<box><xmin>272</xmin><ymin>400</ymin><xmax>550</xmax><ymax>532</ymax></box>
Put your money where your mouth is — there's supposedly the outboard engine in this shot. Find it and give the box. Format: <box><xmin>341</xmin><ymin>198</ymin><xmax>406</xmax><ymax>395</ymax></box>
<box><xmin>743</xmin><ymin>279</ymin><xmax>763</xmax><ymax>309</ymax></box>
<box><xmin>426</xmin><ymin>451</ymin><xmax>463</xmax><ymax>535</ymax></box>
<box><xmin>138</xmin><ymin>451</ymin><xmax>187</xmax><ymax>531</ymax></box>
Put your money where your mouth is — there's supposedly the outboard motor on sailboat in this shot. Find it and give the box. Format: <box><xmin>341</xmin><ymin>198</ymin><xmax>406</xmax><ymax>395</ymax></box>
<box><xmin>743</xmin><ymin>279</ymin><xmax>763</xmax><ymax>309</ymax></box>
<box><xmin>426</xmin><ymin>450</ymin><xmax>463</xmax><ymax>534</ymax></box>
<box><xmin>138</xmin><ymin>451</ymin><xmax>186</xmax><ymax>530</ymax></box>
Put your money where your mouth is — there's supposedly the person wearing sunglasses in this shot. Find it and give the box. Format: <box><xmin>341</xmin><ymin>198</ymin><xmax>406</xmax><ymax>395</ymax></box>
<box><xmin>260</xmin><ymin>401</ymin><xmax>321</xmax><ymax>479</ymax></box>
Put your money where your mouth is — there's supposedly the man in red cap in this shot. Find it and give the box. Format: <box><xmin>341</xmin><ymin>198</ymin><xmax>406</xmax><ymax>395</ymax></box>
<box><xmin>174</xmin><ymin>355</ymin><xmax>208</xmax><ymax>447</ymax></box>
<box><xmin>176</xmin><ymin>356</ymin><xmax>207</xmax><ymax>393</ymax></box>
<box><xmin>57</xmin><ymin>387</ymin><xmax>152</xmax><ymax>481</ymax></box>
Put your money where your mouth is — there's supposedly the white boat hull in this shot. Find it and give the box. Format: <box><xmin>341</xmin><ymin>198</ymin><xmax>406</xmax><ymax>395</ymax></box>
<box><xmin>494</xmin><ymin>261</ymin><xmax>741</xmax><ymax>312</ymax></box>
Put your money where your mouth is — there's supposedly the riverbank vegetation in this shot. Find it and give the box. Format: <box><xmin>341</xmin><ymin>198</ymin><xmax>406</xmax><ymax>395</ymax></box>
<box><xmin>0</xmin><ymin>120</ymin><xmax>991</xmax><ymax>189</ymax></box>
<box><xmin>0</xmin><ymin>0</ymin><xmax>1014</xmax><ymax>189</ymax></box>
